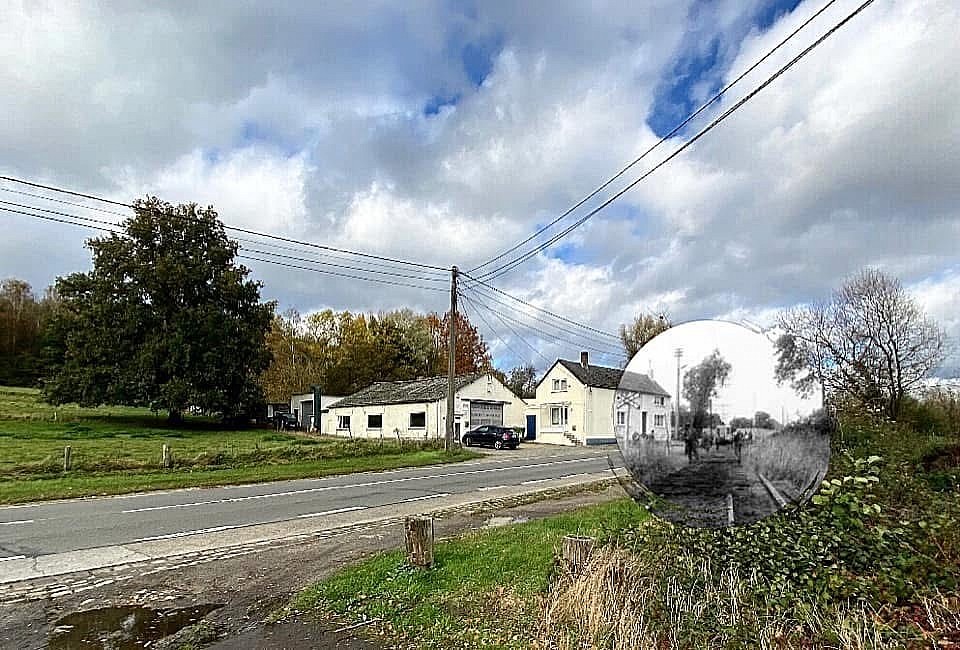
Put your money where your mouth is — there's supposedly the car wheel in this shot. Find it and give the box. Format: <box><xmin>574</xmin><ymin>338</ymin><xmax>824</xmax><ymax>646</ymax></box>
<box><xmin>464</xmin><ymin>436</ymin><xmax>473</xmax><ymax>446</ymax></box>
<box><xmin>494</xmin><ymin>440</ymin><xmax>504</xmax><ymax>450</ymax></box>
<box><xmin>510</xmin><ymin>444</ymin><xmax>518</xmax><ymax>450</ymax></box>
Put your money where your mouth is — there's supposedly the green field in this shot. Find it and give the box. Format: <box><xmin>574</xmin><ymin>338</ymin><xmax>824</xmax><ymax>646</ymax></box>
<box><xmin>0</xmin><ymin>386</ymin><xmax>479</xmax><ymax>504</ymax></box>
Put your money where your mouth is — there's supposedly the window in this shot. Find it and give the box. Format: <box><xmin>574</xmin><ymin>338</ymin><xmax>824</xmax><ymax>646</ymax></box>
<box><xmin>409</xmin><ymin>412</ymin><xmax>426</xmax><ymax>428</ymax></box>
<box><xmin>654</xmin><ymin>396</ymin><xmax>665</xmax><ymax>406</ymax></box>
<box><xmin>367</xmin><ymin>414</ymin><xmax>382</xmax><ymax>429</ymax></box>
<box><xmin>337</xmin><ymin>415</ymin><xmax>351</xmax><ymax>430</ymax></box>
<box><xmin>616</xmin><ymin>411</ymin><xmax>626</xmax><ymax>426</ymax></box>
<box><xmin>551</xmin><ymin>378</ymin><xmax>568</xmax><ymax>392</ymax></box>
<box><xmin>551</xmin><ymin>406</ymin><xmax>569</xmax><ymax>426</ymax></box>
<box><xmin>654</xmin><ymin>414</ymin><xmax>665</xmax><ymax>427</ymax></box>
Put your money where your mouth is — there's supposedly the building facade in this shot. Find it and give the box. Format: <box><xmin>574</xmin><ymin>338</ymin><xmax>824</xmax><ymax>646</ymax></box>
<box><xmin>322</xmin><ymin>373</ymin><xmax>526</xmax><ymax>440</ymax></box>
<box><xmin>531</xmin><ymin>352</ymin><xmax>671</xmax><ymax>446</ymax></box>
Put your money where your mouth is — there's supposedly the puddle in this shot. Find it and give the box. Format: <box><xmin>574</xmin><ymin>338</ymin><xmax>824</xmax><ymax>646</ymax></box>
<box><xmin>483</xmin><ymin>515</ymin><xmax>529</xmax><ymax>528</ymax></box>
<box><xmin>48</xmin><ymin>603</ymin><xmax>224</xmax><ymax>649</ymax></box>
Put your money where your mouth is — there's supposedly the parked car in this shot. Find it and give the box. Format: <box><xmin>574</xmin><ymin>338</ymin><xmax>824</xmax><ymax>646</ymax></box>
<box><xmin>462</xmin><ymin>425</ymin><xmax>519</xmax><ymax>450</ymax></box>
<box><xmin>273</xmin><ymin>413</ymin><xmax>300</xmax><ymax>431</ymax></box>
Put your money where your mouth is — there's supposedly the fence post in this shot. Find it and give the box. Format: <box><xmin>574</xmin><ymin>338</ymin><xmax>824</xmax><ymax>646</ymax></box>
<box><xmin>562</xmin><ymin>535</ymin><xmax>595</xmax><ymax>575</ymax></box>
<box><xmin>162</xmin><ymin>444</ymin><xmax>171</xmax><ymax>469</ymax></box>
<box><xmin>63</xmin><ymin>445</ymin><xmax>72</xmax><ymax>472</ymax></box>
<box><xmin>404</xmin><ymin>516</ymin><xmax>435</xmax><ymax>568</ymax></box>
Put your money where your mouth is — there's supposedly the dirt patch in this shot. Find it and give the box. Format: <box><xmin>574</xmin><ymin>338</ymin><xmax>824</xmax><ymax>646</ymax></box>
<box><xmin>48</xmin><ymin>603</ymin><xmax>223</xmax><ymax>649</ymax></box>
<box><xmin>922</xmin><ymin>443</ymin><xmax>960</xmax><ymax>471</ymax></box>
<box><xmin>0</xmin><ymin>485</ymin><xmax>624</xmax><ymax>650</ymax></box>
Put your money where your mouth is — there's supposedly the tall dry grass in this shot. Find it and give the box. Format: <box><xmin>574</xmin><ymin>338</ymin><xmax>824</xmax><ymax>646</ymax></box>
<box><xmin>537</xmin><ymin>543</ymin><xmax>936</xmax><ymax>649</ymax></box>
<box><xmin>743</xmin><ymin>430</ymin><xmax>830</xmax><ymax>491</ymax></box>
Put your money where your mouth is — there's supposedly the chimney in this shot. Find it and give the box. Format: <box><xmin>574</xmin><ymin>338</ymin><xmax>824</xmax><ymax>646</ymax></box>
<box><xmin>580</xmin><ymin>351</ymin><xmax>589</xmax><ymax>369</ymax></box>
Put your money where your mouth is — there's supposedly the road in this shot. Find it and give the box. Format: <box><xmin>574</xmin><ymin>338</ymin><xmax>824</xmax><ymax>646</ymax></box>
<box><xmin>645</xmin><ymin>446</ymin><xmax>782</xmax><ymax>527</ymax></box>
<box><xmin>0</xmin><ymin>445</ymin><xmax>619</xmax><ymax>584</ymax></box>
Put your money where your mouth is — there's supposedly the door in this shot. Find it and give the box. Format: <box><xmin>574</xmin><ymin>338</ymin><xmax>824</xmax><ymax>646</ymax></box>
<box><xmin>525</xmin><ymin>414</ymin><xmax>536</xmax><ymax>440</ymax></box>
<box><xmin>470</xmin><ymin>401</ymin><xmax>503</xmax><ymax>427</ymax></box>
<box><xmin>302</xmin><ymin>400</ymin><xmax>314</xmax><ymax>431</ymax></box>
<box><xmin>641</xmin><ymin>411</ymin><xmax>647</xmax><ymax>436</ymax></box>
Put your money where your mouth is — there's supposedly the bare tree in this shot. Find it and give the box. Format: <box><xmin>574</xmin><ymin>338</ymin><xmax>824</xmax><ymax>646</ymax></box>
<box><xmin>619</xmin><ymin>312</ymin><xmax>671</xmax><ymax>360</ymax></box>
<box><xmin>775</xmin><ymin>268</ymin><xmax>947</xmax><ymax>420</ymax></box>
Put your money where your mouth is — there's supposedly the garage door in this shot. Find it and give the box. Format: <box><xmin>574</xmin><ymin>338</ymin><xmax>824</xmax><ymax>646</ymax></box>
<box><xmin>470</xmin><ymin>401</ymin><xmax>503</xmax><ymax>427</ymax></box>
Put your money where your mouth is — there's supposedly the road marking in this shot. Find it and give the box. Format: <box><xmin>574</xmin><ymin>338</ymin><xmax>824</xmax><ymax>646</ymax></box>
<box><xmin>131</xmin><ymin>524</ymin><xmax>247</xmax><ymax>543</ymax></box>
<box><xmin>297</xmin><ymin>506</ymin><xmax>367</xmax><ymax>519</ymax></box>
<box><xmin>0</xmin><ymin>555</ymin><xmax>27</xmax><ymax>562</ymax></box>
<box><xmin>0</xmin><ymin>519</ymin><xmax>34</xmax><ymax>526</ymax></box>
<box><xmin>521</xmin><ymin>478</ymin><xmax>553</xmax><ymax>485</ymax></box>
<box><xmin>477</xmin><ymin>485</ymin><xmax>510</xmax><ymax>491</ymax></box>
<box><xmin>119</xmin><ymin>458</ymin><xmax>602</xmax><ymax>513</ymax></box>
<box><xmin>401</xmin><ymin>493</ymin><xmax>450</xmax><ymax>503</ymax></box>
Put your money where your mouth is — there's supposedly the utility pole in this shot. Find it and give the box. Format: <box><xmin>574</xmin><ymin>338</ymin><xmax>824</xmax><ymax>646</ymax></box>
<box><xmin>445</xmin><ymin>266</ymin><xmax>459</xmax><ymax>452</ymax></box>
<box><xmin>674</xmin><ymin>347</ymin><xmax>683</xmax><ymax>442</ymax></box>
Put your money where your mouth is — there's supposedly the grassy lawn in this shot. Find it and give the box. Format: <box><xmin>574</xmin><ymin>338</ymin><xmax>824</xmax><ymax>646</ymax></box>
<box><xmin>290</xmin><ymin>413</ymin><xmax>960</xmax><ymax>649</ymax></box>
<box><xmin>0</xmin><ymin>386</ymin><xmax>479</xmax><ymax>504</ymax></box>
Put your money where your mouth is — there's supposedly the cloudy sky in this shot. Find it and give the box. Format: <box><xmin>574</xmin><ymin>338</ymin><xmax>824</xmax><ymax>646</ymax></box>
<box><xmin>2</xmin><ymin>0</ymin><xmax>958</xmax><ymax>375</ymax></box>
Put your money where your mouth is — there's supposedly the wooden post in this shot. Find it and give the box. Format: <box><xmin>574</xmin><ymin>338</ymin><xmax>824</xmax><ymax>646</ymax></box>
<box><xmin>63</xmin><ymin>445</ymin><xmax>72</xmax><ymax>472</ymax></box>
<box><xmin>162</xmin><ymin>444</ymin><xmax>171</xmax><ymax>469</ymax></box>
<box><xmin>562</xmin><ymin>535</ymin><xmax>595</xmax><ymax>575</ymax></box>
<box><xmin>404</xmin><ymin>516</ymin><xmax>435</xmax><ymax>568</ymax></box>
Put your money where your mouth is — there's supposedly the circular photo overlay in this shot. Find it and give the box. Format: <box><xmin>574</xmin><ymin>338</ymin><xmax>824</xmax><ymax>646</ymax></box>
<box><xmin>614</xmin><ymin>319</ymin><xmax>830</xmax><ymax>528</ymax></box>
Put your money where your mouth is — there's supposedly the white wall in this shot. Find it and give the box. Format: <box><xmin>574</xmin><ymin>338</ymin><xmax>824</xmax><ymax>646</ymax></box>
<box><xmin>614</xmin><ymin>392</ymin><xmax>672</xmax><ymax>442</ymax></box>
<box><xmin>535</xmin><ymin>363</ymin><xmax>586</xmax><ymax>444</ymax></box>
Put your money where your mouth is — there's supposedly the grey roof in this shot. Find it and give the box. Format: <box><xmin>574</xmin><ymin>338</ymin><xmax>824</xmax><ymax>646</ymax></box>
<box><xmin>330</xmin><ymin>374</ymin><xmax>482</xmax><ymax>409</ymax></box>
<box><xmin>555</xmin><ymin>359</ymin><xmax>670</xmax><ymax>397</ymax></box>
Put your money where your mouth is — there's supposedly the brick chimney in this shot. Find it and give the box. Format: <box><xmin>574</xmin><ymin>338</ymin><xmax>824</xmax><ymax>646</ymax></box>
<box><xmin>580</xmin><ymin>351</ymin><xmax>589</xmax><ymax>369</ymax></box>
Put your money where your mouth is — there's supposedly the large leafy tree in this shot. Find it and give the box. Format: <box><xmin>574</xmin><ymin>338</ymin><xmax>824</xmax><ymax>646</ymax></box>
<box><xmin>0</xmin><ymin>278</ymin><xmax>56</xmax><ymax>386</ymax></box>
<box><xmin>682</xmin><ymin>349</ymin><xmax>732</xmax><ymax>434</ymax></box>
<box><xmin>44</xmin><ymin>197</ymin><xmax>275</xmax><ymax>423</ymax></box>
<box><xmin>426</xmin><ymin>311</ymin><xmax>492</xmax><ymax>375</ymax></box>
<box><xmin>505</xmin><ymin>363</ymin><xmax>538</xmax><ymax>398</ymax></box>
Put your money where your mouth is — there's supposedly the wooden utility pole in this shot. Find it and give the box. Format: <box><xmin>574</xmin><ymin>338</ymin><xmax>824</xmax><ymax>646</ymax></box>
<box><xmin>445</xmin><ymin>266</ymin><xmax>458</xmax><ymax>452</ymax></box>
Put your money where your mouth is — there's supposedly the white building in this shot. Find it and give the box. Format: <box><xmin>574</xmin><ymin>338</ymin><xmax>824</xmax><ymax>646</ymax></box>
<box><xmin>322</xmin><ymin>373</ymin><xmax>526</xmax><ymax>440</ymax></box>
<box><xmin>289</xmin><ymin>392</ymin><xmax>345</xmax><ymax>433</ymax></box>
<box><xmin>531</xmin><ymin>352</ymin><xmax>671</xmax><ymax>446</ymax></box>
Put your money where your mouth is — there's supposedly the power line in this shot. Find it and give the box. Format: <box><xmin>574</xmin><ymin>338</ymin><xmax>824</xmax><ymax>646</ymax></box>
<box><xmin>468</xmin><ymin>0</ymin><xmax>839</xmax><ymax>275</ymax></box>
<box><xmin>0</xmin><ymin>186</ymin><xmax>131</xmax><ymax>219</ymax></box>
<box><xmin>238</xmin><ymin>246</ymin><xmax>448</xmax><ymax>283</ymax></box>
<box><xmin>476</xmin><ymin>0</ymin><xmax>874</xmax><ymax>281</ymax></box>
<box><xmin>0</xmin><ymin>205</ymin><xmax>448</xmax><ymax>292</ymax></box>
<box><xmin>459</xmin><ymin>285</ymin><xmax>624</xmax><ymax>361</ymax></box>
<box><xmin>0</xmin><ymin>175</ymin><xmax>451</xmax><ymax>273</ymax></box>
<box><xmin>457</xmin><ymin>291</ymin><xmax>550</xmax><ymax>364</ymax></box>
<box><xmin>458</xmin><ymin>291</ymin><xmax>539</xmax><ymax>368</ymax></box>
<box><xmin>237</xmin><ymin>255</ymin><xmax>447</xmax><ymax>292</ymax></box>
<box><xmin>460</xmin><ymin>270</ymin><xmax>621</xmax><ymax>340</ymax></box>
<box><xmin>462</xmin><ymin>282</ymin><xmax>624</xmax><ymax>356</ymax></box>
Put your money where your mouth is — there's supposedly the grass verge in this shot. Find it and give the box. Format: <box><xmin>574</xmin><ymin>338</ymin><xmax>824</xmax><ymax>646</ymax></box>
<box><xmin>288</xmin><ymin>499</ymin><xmax>647</xmax><ymax>649</ymax></box>
<box><xmin>0</xmin><ymin>386</ymin><xmax>481</xmax><ymax>503</ymax></box>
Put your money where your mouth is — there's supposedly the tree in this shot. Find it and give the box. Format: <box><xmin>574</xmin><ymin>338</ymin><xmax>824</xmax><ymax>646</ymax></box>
<box><xmin>753</xmin><ymin>411</ymin><xmax>777</xmax><ymax>429</ymax></box>
<box><xmin>0</xmin><ymin>279</ymin><xmax>56</xmax><ymax>386</ymax></box>
<box><xmin>505</xmin><ymin>364</ymin><xmax>538</xmax><ymax>398</ymax></box>
<box><xmin>426</xmin><ymin>311</ymin><xmax>492</xmax><ymax>375</ymax></box>
<box><xmin>682</xmin><ymin>349</ymin><xmax>732</xmax><ymax>434</ymax></box>
<box><xmin>775</xmin><ymin>268</ymin><xmax>947</xmax><ymax>420</ymax></box>
<box><xmin>619</xmin><ymin>313</ymin><xmax>671</xmax><ymax>360</ymax></box>
<box><xmin>44</xmin><ymin>197</ymin><xmax>275</xmax><ymax>423</ymax></box>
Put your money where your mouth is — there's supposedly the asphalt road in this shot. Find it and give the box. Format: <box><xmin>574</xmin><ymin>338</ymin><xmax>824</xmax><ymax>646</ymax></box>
<box><xmin>0</xmin><ymin>446</ymin><xmax>618</xmax><ymax>562</ymax></box>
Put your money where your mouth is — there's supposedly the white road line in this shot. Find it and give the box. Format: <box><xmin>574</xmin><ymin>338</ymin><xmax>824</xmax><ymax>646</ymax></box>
<box><xmin>401</xmin><ymin>493</ymin><xmax>450</xmax><ymax>503</ymax></box>
<box><xmin>0</xmin><ymin>519</ymin><xmax>35</xmax><ymax>526</ymax></box>
<box><xmin>131</xmin><ymin>524</ymin><xmax>248</xmax><ymax>543</ymax></box>
<box><xmin>477</xmin><ymin>485</ymin><xmax>510</xmax><ymax>491</ymax></box>
<box><xmin>0</xmin><ymin>555</ymin><xmax>28</xmax><ymax>562</ymax></box>
<box><xmin>297</xmin><ymin>506</ymin><xmax>367</xmax><ymax>519</ymax></box>
<box><xmin>119</xmin><ymin>457</ymin><xmax>601</xmax><ymax>513</ymax></box>
<box><xmin>521</xmin><ymin>478</ymin><xmax>553</xmax><ymax>485</ymax></box>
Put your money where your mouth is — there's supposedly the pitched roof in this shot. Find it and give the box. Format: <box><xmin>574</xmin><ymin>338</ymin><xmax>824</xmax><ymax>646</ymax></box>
<box><xmin>555</xmin><ymin>359</ymin><xmax>670</xmax><ymax>396</ymax></box>
<box><xmin>330</xmin><ymin>374</ymin><xmax>482</xmax><ymax>409</ymax></box>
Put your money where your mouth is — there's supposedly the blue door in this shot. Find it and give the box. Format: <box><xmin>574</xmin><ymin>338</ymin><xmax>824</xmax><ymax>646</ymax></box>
<box><xmin>525</xmin><ymin>414</ymin><xmax>536</xmax><ymax>440</ymax></box>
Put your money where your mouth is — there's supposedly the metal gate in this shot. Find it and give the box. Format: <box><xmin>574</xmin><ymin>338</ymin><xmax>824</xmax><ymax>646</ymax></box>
<box><xmin>469</xmin><ymin>401</ymin><xmax>503</xmax><ymax>427</ymax></box>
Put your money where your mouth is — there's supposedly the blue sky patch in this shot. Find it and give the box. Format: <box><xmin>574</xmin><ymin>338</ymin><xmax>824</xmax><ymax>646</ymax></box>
<box><xmin>423</xmin><ymin>93</ymin><xmax>461</xmax><ymax>116</ymax></box>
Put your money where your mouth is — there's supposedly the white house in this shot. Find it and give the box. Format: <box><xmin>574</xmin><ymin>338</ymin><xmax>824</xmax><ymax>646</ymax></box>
<box><xmin>531</xmin><ymin>352</ymin><xmax>671</xmax><ymax>446</ymax></box>
<box><xmin>322</xmin><ymin>373</ymin><xmax>526</xmax><ymax>440</ymax></box>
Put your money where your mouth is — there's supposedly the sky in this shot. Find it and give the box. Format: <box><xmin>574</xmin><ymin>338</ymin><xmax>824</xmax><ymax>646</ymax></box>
<box><xmin>1</xmin><ymin>0</ymin><xmax>958</xmax><ymax>376</ymax></box>
<box><xmin>624</xmin><ymin>319</ymin><xmax>822</xmax><ymax>424</ymax></box>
